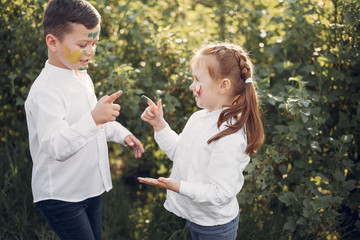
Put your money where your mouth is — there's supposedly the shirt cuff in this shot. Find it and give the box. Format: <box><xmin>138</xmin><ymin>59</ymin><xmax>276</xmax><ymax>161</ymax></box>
<box><xmin>154</xmin><ymin>123</ymin><xmax>170</xmax><ymax>141</ymax></box>
<box><xmin>154</xmin><ymin>122</ymin><xmax>170</xmax><ymax>133</ymax></box>
<box><xmin>104</xmin><ymin>121</ymin><xmax>132</xmax><ymax>146</ymax></box>
<box><xmin>179</xmin><ymin>180</ymin><xmax>195</xmax><ymax>199</ymax></box>
<box><xmin>118</xmin><ymin>129</ymin><xmax>132</xmax><ymax>146</ymax></box>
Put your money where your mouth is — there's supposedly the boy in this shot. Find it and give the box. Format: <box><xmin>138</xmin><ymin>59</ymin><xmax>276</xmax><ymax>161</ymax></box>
<box><xmin>24</xmin><ymin>0</ymin><xmax>144</xmax><ymax>239</ymax></box>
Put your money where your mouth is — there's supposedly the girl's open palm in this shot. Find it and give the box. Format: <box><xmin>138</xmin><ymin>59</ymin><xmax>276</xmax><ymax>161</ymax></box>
<box><xmin>138</xmin><ymin>177</ymin><xmax>180</xmax><ymax>193</ymax></box>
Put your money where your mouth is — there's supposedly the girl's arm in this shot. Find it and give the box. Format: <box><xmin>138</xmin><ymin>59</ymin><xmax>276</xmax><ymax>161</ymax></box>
<box><xmin>180</xmin><ymin>132</ymin><xmax>250</xmax><ymax>206</ymax></box>
<box><xmin>139</xmin><ymin>131</ymin><xmax>250</xmax><ymax>205</ymax></box>
<box><xmin>141</xmin><ymin>96</ymin><xmax>180</xmax><ymax>160</ymax></box>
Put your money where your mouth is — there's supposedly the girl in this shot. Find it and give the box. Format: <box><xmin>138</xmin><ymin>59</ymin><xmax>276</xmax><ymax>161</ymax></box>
<box><xmin>138</xmin><ymin>42</ymin><xmax>264</xmax><ymax>240</ymax></box>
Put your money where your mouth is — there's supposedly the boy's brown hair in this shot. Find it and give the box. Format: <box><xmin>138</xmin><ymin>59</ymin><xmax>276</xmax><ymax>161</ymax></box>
<box><xmin>43</xmin><ymin>0</ymin><xmax>101</xmax><ymax>41</ymax></box>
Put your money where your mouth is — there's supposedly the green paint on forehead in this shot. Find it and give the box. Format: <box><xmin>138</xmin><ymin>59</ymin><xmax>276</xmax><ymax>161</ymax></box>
<box><xmin>87</xmin><ymin>30</ymin><xmax>99</xmax><ymax>39</ymax></box>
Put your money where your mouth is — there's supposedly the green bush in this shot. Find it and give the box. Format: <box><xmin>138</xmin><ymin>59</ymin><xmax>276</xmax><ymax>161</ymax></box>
<box><xmin>0</xmin><ymin>0</ymin><xmax>359</xmax><ymax>239</ymax></box>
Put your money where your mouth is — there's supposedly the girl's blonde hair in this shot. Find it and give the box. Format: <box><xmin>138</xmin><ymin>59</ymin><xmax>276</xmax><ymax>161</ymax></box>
<box><xmin>192</xmin><ymin>43</ymin><xmax>264</xmax><ymax>155</ymax></box>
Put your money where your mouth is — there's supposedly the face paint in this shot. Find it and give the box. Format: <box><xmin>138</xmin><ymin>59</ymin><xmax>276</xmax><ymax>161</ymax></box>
<box><xmin>65</xmin><ymin>46</ymin><xmax>83</xmax><ymax>64</ymax></box>
<box><xmin>77</xmin><ymin>49</ymin><xmax>95</xmax><ymax>71</ymax></box>
<box><xmin>141</xmin><ymin>95</ymin><xmax>150</xmax><ymax>103</ymax></box>
<box><xmin>196</xmin><ymin>85</ymin><xmax>202</xmax><ymax>97</ymax></box>
<box><xmin>87</xmin><ymin>30</ymin><xmax>99</xmax><ymax>39</ymax></box>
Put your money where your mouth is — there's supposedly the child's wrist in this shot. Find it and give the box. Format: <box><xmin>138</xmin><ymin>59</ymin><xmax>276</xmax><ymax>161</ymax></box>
<box><xmin>91</xmin><ymin>111</ymin><xmax>99</xmax><ymax>125</ymax></box>
<box><xmin>153</xmin><ymin>119</ymin><xmax>166</xmax><ymax>132</ymax></box>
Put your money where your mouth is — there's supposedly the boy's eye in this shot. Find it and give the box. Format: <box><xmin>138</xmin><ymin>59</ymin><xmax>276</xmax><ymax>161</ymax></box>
<box><xmin>78</xmin><ymin>45</ymin><xmax>86</xmax><ymax>48</ymax></box>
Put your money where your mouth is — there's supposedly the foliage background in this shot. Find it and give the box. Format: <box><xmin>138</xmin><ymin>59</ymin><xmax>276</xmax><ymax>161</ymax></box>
<box><xmin>1</xmin><ymin>0</ymin><xmax>359</xmax><ymax>239</ymax></box>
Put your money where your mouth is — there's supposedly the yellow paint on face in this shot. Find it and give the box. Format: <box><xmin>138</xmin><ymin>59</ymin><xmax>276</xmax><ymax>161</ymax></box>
<box><xmin>65</xmin><ymin>46</ymin><xmax>83</xmax><ymax>64</ymax></box>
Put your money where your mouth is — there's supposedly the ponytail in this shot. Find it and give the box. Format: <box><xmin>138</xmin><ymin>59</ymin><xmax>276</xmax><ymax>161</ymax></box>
<box><xmin>208</xmin><ymin>83</ymin><xmax>264</xmax><ymax>155</ymax></box>
<box><xmin>197</xmin><ymin>43</ymin><xmax>264</xmax><ymax>155</ymax></box>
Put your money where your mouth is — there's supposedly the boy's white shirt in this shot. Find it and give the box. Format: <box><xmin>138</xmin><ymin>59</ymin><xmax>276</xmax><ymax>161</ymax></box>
<box><xmin>154</xmin><ymin>108</ymin><xmax>250</xmax><ymax>226</ymax></box>
<box><xmin>25</xmin><ymin>61</ymin><xmax>131</xmax><ymax>203</ymax></box>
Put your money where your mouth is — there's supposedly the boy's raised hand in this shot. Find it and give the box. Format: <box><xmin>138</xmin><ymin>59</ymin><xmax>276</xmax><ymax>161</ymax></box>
<box><xmin>140</xmin><ymin>96</ymin><xmax>167</xmax><ymax>132</ymax></box>
<box><xmin>92</xmin><ymin>90</ymin><xmax>122</xmax><ymax>125</ymax></box>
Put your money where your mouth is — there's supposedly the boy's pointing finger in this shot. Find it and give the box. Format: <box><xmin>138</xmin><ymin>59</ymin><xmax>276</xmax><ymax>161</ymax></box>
<box><xmin>106</xmin><ymin>90</ymin><xmax>123</xmax><ymax>103</ymax></box>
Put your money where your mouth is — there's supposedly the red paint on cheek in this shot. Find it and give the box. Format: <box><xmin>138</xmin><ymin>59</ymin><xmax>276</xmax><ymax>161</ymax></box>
<box><xmin>196</xmin><ymin>86</ymin><xmax>202</xmax><ymax>97</ymax></box>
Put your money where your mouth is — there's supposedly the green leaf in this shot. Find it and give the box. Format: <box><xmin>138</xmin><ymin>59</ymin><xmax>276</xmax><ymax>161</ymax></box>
<box><xmin>333</xmin><ymin>169</ymin><xmax>345</xmax><ymax>182</ymax></box>
<box><xmin>283</xmin><ymin>217</ymin><xmax>296</xmax><ymax>232</ymax></box>
<box><xmin>278</xmin><ymin>191</ymin><xmax>296</xmax><ymax>206</ymax></box>
<box><xmin>344</xmin><ymin>180</ymin><xmax>356</xmax><ymax>191</ymax></box>
<box><xmin>275</xmin><ymin>125</ymin><xmax>288</xmax><ymax>133</ymax></box>
<box><xmin>317</xmin><ymin>56</ymin><xmax>331</xmax><ymax>66</ymax></box>
<box><xmin>289</xmin><ymin>122</ymin><xmax>301</xmax><ymax>132</ymax></box>
<box><xmin>134</xmin><ymin>88</ymin><xmax>144</xmax><ymax>95</ymax></box>
<box><xmin>296</xmin><ymin>217</ymin><xmax>307</xmax><ymax>225</ymax></box>
<box><xmin>311</xmin><ymin>195</ymin><xmax>332</xmax><ymax>212</ymax></box>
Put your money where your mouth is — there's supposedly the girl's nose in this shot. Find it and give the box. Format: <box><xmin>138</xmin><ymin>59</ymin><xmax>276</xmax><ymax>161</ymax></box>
<box><xmin>189</xmin><ymin>82</ymin><xmax>195</xmax><ymax>91</ymax></box>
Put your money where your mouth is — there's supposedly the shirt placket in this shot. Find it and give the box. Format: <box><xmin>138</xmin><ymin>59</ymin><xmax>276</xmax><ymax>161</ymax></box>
<box><xmin>97</xmin><ymin>132</ymin><xmax>112</xmax><ymax>190</ymax></box>
<box><xmin>76</xmin><ymin>71</ymin><xmax>112</xmax><ymax>191</ymax></box>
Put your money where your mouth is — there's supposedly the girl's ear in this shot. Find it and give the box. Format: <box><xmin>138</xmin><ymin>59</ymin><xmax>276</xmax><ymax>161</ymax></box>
<box><xmin>219</xmin><ymin>78</ymin><xmax>231</xmax><ymax>94</ymax></box>
<box><xmin>46</xmin><ymin>34</ymin><xmax>58</xmax><ymax>52</ymax></box>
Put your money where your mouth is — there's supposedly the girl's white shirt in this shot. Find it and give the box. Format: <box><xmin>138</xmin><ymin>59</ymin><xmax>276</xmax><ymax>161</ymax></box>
<box><xmin>25</xmin><ymin>61</ymin><xmax>131</xmax><ymax>203</ymax></box>
<box><xmin>155</xmin><ymin>108</ymin><xmax>250</xmax><ymax>226</ymax></box>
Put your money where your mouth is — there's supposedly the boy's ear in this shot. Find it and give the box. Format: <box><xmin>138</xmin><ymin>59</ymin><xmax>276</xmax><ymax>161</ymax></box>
<box><xmin>45</xmin><ymin>34</ymin><xmax>58</xmax><ymax>52</ymax></box>
<box><xmin>219</xmin><ymin>78</ymin><xmax>231</xmax><ymax>94</ymax></box>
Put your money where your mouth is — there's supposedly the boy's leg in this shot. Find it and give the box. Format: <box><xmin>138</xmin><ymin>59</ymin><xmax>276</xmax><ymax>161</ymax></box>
<box><xmin>36</xmin><ymin>197</ymin><xmax>101</xmax><ymax>240</ymax></box>
<box><xmin>85</xmin><ymin>195</ymin><xmax>102</xmax><ymax>240</ymax></box>
<box><xmin>186</xmin><ymin>212</ymin><xmax>240</xmax><ymax>240</ymax></box>
<box><xmin>187</xmin><ymin>227</ymin><xmax>200</xmax><ymax>240</ymax></box>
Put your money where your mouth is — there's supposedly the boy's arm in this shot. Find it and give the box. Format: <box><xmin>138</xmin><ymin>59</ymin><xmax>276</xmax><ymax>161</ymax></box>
<box><xmin>104</xmin><ymin>122</ymin><xmax>144</xmax><ymax>158</ymax></box>
<box><xmin>26</xmin><ymin>90</ymin><xmax>101</xmax><ymax>162</ymax></box>
<box><xmin>104</xmin><ymin>121</ymin><xmax>132</xmax><ymax>145</ymax></box>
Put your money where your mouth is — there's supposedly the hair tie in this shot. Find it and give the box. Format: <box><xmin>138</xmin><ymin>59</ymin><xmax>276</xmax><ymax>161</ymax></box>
<box><xmin>245</xmin><ymin>77</ymin><xmax>253</xmax><ymax>84</ymax></box>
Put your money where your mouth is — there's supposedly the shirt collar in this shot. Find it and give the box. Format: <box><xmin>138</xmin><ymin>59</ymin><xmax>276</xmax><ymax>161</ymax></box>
<box><xmin>203</xmin><ymin>108</ymin><xmax>224</xmax><ymax>118</ymax></box>
<box><xmin>45</xmin><ymin>60</ymin><xmax>85</xmax><ymax>78</ymax></box>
